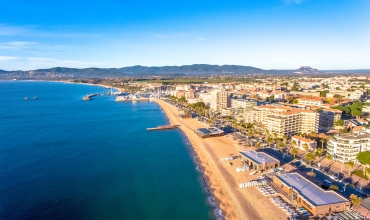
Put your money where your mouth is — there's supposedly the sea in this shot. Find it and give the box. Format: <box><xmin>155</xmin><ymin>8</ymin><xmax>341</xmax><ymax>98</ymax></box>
<box><xmin>0</xmin><ymin>81</ymin><xmax>217</xmax><ymax>220</ymax></box>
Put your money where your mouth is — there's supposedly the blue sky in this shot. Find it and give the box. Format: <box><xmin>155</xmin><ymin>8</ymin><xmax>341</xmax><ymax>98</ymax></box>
<box><xmin>0</xmin><ymin>0</ymin><xmax>369</xmax><ymax>70</ymax></box>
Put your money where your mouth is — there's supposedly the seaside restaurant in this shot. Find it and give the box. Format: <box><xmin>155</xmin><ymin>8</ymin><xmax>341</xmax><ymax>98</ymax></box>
<box><xmin>195</xmin><ymin>127</ymin><xmax>224</xmax><ymax>138</ymax></box>
<box><xmin>272</xmin><ymin>173</ymin><xmax>350</xmax><ymax>216</ymax></box>
<box><xmin>238</xmin><ymin>151</ymin><xmax>280</xmax><ymax>171</ymax></box>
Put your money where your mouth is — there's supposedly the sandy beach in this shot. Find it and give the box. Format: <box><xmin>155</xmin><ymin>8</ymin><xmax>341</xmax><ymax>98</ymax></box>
<box><xmin>154</xmin><ymin>99</ymin><xmax>289</xmax><ymax>220</ymax></box>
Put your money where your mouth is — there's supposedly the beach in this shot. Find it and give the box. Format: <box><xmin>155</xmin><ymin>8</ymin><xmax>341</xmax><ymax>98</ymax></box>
<box><xmin>154</xmin><ymin>99</ymin><xmax>288</xmax><ymax>220</ymax></box>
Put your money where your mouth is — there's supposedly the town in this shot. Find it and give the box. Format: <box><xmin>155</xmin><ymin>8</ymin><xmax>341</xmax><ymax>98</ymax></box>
<box><xmin>126</xmin><ymin>74</ymin><xmax>370</xmax><ymax>219</ymax></box>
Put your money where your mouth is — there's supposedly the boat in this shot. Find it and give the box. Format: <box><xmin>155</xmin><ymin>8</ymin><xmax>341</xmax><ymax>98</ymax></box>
<box><xmin>24</xmin><ymin>97</ymin><xmax>29</xmax><ymax>100</ymax></box>
<box><xmin>33</xmin><ymin>97</ymin><xmax>37</xmax><ymax>100</ymax></box>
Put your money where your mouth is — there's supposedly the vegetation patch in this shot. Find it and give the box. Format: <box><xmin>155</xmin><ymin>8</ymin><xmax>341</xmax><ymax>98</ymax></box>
<box><xmin>352</xmin><ymin>170</ymin><xmax>369</xmax><ymax>180</ymax></box>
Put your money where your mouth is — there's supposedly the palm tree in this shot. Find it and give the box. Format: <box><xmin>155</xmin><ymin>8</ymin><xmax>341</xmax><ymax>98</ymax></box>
<box><xmin>278</xmin><ymin>142</ymin><xmax>285</xmax><ymax>152</ymax></box>
<box><xmin>305</xmin><ymin>152</ymin><xmax>316</xmax><ymax>166</ymax></box>
<box><xmin>350</xmin><ymin>194</ymin><xmax>362</xmax><ymax>209</ymax></box>
<box><xmin>291</xmin><ymin>140</ymin><xmax>297</xmax><ymax>149</ymax></box>
<box><xmin>282</xmin><ymin>135</ymin><xmax>288</xmax><ymax>145</ymax></box>
<box><xmin>267</xmin><ymin>136</ymin><xmax>274</xmax><ymax>149</ymax></box>
<box><xmin>255</xmin><ymin>142</ymin><xmax>261</xmax><ymax>149</ymax></box>
<box><xmin>345</xmin><ymin>161</ymin><xmax>355</xmax><ymax>176</ymax></box>
<box><xmin>273</xmin><ymin>132</ymin><xmax>278</xmax><ymax>141</ymax></box>
<box><xmin>320</xmin><ymin>138</ymin><xmax>325</xmax><ymax>150</ymax></box>
<box><xmin>315</xmin><ymin>148</ymin><xmax>323</xmax><ymax>157</ymax></box>
<box><xmin>290</xmin><ymin>147</ymin><xmax>298</xmax><ymax>158</ymax></box>
<box><xmin>303</xmin><ymin>143</ymin><xmax>309</xmax><ymax>154</ymax></box>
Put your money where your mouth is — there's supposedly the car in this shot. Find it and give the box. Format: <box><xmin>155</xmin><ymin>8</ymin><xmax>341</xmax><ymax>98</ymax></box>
<box><xmin>321</xmin><ymin>185</ymin><xmax>329</xmax><ymax>190</ymax></box>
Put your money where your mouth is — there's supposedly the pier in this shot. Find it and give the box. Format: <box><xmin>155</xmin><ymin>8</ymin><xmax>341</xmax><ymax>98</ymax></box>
<box><xmin>147</xmin><ymin>125</ymin><xmax>180</xmax><ymax>131</ymax></box>
<box><xmin>82</xmin><ymin>94</ymin><xmax>96</xmax><ymax>101</ymax></box>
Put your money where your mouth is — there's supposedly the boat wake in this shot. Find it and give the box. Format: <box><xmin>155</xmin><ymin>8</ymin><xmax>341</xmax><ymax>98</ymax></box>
<box><xmin>194</xmin><ymin>156</ymin><xmax>225</xmax><ymax>220</ymax></box>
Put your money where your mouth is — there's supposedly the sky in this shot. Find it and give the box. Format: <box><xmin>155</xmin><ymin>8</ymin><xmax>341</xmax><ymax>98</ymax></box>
<box><xmin>0</xmin><ymin>0</ymin><xmax>369</xmax><ymax>71</ymax></box>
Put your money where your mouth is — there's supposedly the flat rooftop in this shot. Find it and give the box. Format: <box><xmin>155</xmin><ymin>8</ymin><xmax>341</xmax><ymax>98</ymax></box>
<box><xmin>277</xmin><ymin>173</ymin><xmax>348</xmax><ymax>206</ymax></box>
<box><xmin>240</xmin><ymin>151</ymin><xmax>279</xmax><ymax>164</ymax></box>
<box><xmin>195</xmin><ymin>127</ymin><xmax>224</xmax><ymax>135</ymax></box>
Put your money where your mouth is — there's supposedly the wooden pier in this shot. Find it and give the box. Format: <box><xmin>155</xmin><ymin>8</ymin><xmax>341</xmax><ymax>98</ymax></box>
<box><xmin>147</xmin><ymin>125</ymin><xmax>180</xmax><ymax>131</ymax></box>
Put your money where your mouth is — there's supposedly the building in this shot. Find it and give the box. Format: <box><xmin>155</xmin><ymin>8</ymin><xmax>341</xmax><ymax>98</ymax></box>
<box><xmin>319</xmin><ymin>108</ymin><xmax>342</xmax><ymax>131</ymax></box>
<box><xmin>296</xmin><ymin>97</ymin><xmax>323</xmax><ymax>107</ymax></box>
<box><xmin>291</xmin><ymin>135</ymin><xmax>317</xmax><ymax>151</ymax></box>
<box><xmin>231</xmin><ymin>99</ymin><xmax>257</xmax><ymax>109</ymax></box>
<box><xmin>238</xmin><ymin>151</ymin><xmax>280</xmax><ymax>171</ymax></box>
<box><xmin>210</xmin><ymin>90</ymin><xmax>231</xmax><ymax>112</ymax></box>
<box><xmin>265</xmin><ymin>109</ymin><xmax>319</xmax><ymax>137</ymax></box>
<box><xmin>327</xmin><ymin>133</ymin><xmax>370</xmax><ymax>163</ymax></box>
<box><xmin>194</xmin><ymin>127</ymin><xmax>224</xmax><ymax>138</ymax></box>
<box><xmin>272</xmin><ymin>173</ymin><xmax>350</xmax><ymax>216</ymax></box>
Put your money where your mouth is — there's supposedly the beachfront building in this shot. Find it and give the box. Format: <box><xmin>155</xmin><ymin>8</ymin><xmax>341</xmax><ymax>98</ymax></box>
<box><xmin>231</xmin><ymin>99</ymin><xmax>257</xmax><ymax>109</ymax></box>
<box><xmin>210</xmin><ymin>90</ymin><xmax>231</xmax><ymax>112</ymax></box>
<box><xmin>238</xmin><ymin>151</ymin><xmax>280</xmax><ymax>171</ymax></box>
<box><xmin>265</xmin><ymin>109</ymin><xmax>319</xmax><ymax>138</ymax></box>
<box><xmin>195</xmin><ymin>127</ymin><xmax>224</xmax><ymax>138</ymax></box>
<box><xmin>272</xmin><ymin>173</ymin><xmax>350</xmax><ymax>216</ymax></box>
<box><xmin>291</xmin><ymin>135</ymin><xmax>317</xmax><ymax>152</ymax></box>
<box><xmin>327</xmin><ymin>133</ymin><xmax>370</xmax><ymax>163</ymax></box>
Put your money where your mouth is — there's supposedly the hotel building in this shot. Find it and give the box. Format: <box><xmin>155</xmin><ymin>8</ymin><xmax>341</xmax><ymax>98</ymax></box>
<box><xmin>210</xmin><ymin>90</ymin><xmax>231</xmax><ymax>112</ymax></box>
<box><xmin>327</xmin><ymin>133</ymin><xmax>370</xmax><ymax>163</ymax></box>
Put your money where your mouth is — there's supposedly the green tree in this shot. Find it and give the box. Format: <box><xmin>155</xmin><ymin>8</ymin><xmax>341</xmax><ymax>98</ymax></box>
<box><xmin>268</xmin><ymin>95</ymin><xmax>275</xmax><ymax>102</ymax></box>
<box><xmin>178</xmin><ymin>97</ymin><xmax>187</xmax><ymax>104</ymax></box>
<box><xmin>255</xmin><ymin>142</ymin><xmax>261</xmax><ymax>149</ymax></box>
<box><xmin>305</xmin><ymin>152</ymin><xmax>316</xmax><ymax>166</ymax></box>
<box><xmin>357</xmin><ymin>151</ymin><xmax>370</xmax><ymax>176</ymax></box>
<box><xmin>278</xmin><ymin>142</ymin><xmax>285</xmax><ymax>151</ymax></box>
<box><xmin>291</xmin><ymin>140</ymin><xmax>297</xmax><ymax>149</ymax></box>
<box><xmin>267</xmin><ymin>136</ymin><xmax>274</xmax><ymax>148</ymax></box>
<box><xmin>303</xmin><ymin>143</ymin><xmax>309</xmax><ymax>154</ymax></box>
<box><xmin>326</xmin><ymin>154</ymin><xmax>333</xmax><ymax>163</ymax></box>
<box><xmin>335</xmin><ymin>119</ymin><xmax>344</xmax><ymax>126</ymax></box>
<box><xmin>350</xmin><ymin>194</ymin><xmax>362</xmax><ymax>208</ymax></box>
<box><xmin>282</xmin><ymin>135</ymin><xmax>288</xmax><ymax>145</ymax></box>
<box><xmin>293</xmin><ymin>99</ymin><xmax>299</xmax><ymax>104</ymax></box>
<box><xmin>345</xmin><ymin>161</ymin><xmax>355</xmax><ymax>176</ymax></box>
<box><xmin>290</xmin><ymin>147</ymin><xmax>298</xmax><ymax>158</ymax></box>
<box><xmin>319</xmin><ymin>139</ymin><xmax>325</xmax><ymax>150</ymax></box>
<box><xmin>315</xmin><ymin>148</ymin><xmax>323</xmax><ymax>157</ymax></box>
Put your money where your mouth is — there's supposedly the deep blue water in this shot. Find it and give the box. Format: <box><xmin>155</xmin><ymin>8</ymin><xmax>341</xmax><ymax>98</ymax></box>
<box><xmin>0</xmin><ymin>81</ymin><xmax>212</xmax><ymax>220</ymax></box>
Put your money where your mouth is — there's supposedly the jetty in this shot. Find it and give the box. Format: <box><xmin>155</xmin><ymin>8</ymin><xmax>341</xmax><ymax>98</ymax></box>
<box><xmin>147</xmin><ymin>125</ymin><xmax>180</xmax><ymax>131</ymax></box>
<box><xmin>83</xmin><ymin>94</ymin><xmax>96</xmax><ymax>101</ymax></box>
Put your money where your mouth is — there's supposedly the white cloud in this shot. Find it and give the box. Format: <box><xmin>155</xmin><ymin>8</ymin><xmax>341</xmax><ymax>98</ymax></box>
<box><xmin>0</xmin><ymin>41</ymin><xmax>38</xmax><ymax>50</ymax></box>
<box><xmin>0</xmin><ymin>56</ymin><xmax>18</xmax><ymax>61</ymax></box>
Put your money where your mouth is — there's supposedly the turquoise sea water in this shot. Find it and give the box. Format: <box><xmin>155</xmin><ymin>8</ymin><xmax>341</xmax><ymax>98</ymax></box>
<box><xmin>0</xmin><ymin>81</ymin><xmax>214</xmax><ymax>220</ymax></box>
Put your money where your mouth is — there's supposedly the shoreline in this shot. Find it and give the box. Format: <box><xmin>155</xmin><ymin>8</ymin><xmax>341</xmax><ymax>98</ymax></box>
<box><xmin>153</xmin><ymin>98</ymin><xmax>289</xmax><ymax>220</ymax></box>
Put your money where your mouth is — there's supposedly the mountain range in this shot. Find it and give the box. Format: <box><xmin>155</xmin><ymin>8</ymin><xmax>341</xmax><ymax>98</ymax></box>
<box><xmin>1</xmin><ymin>65</ymin><xmax>369</xmax><ymax>78</ymax></box>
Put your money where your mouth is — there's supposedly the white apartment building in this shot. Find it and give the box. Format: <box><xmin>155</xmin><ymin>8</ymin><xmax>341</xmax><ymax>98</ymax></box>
<box><xmin>296</xmin><ymin>97</ymin><xmax>323</xmax><ymax>107</ymax></box>
<box><xmin>231</xmin><ymin>99</ymin><xmax>257</xmax><ymax>109</ymax></box>
<box><xmin>210</xmin><ymin>90</ymin><xmax>231</xmax><ymax>112</ymax></box>
<box><xmin>291</xmin><ymin>135</ymin><xmax>317</xmax><ymax>151</ymax></box>
<box><xmin>265</xmin><ymin>109</ymin><xmax>319</xmax><ymax>137</ymax></box>
<box><xmin>327</xmin><ymin>133</ymin><xmax>370</xmax><ymax>163</ymax></box>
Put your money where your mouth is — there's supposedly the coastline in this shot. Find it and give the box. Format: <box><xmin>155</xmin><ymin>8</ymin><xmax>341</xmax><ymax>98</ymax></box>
<box><xmin>153</xmin><ymin>98</ymin><xmax>289</xmax><ymax>220</ymax></box>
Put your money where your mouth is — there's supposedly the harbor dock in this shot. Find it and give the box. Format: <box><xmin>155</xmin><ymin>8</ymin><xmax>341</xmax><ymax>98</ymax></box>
<box><xmin>83</xmin><ymin>94</ymin><xmax>96</xmax><ymax>101</ymax></box>
<box><xmin>147</xmin><ymin>125</ymin><xmax>180</xmax><ymax>131</ymax></box>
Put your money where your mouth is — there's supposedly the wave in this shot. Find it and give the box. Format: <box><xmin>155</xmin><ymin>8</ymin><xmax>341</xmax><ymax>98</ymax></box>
<box><xmin>193</xmin><ymin>156</ymin><xmax>225</xmax><ymax>220</ymax></box>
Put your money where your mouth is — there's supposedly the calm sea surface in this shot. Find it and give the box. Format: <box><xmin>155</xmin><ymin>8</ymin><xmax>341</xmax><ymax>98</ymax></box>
<box><xmin>0</xmin><ymin>81</ymin><xmax>213</xmax><ymax>220</ymax></box>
